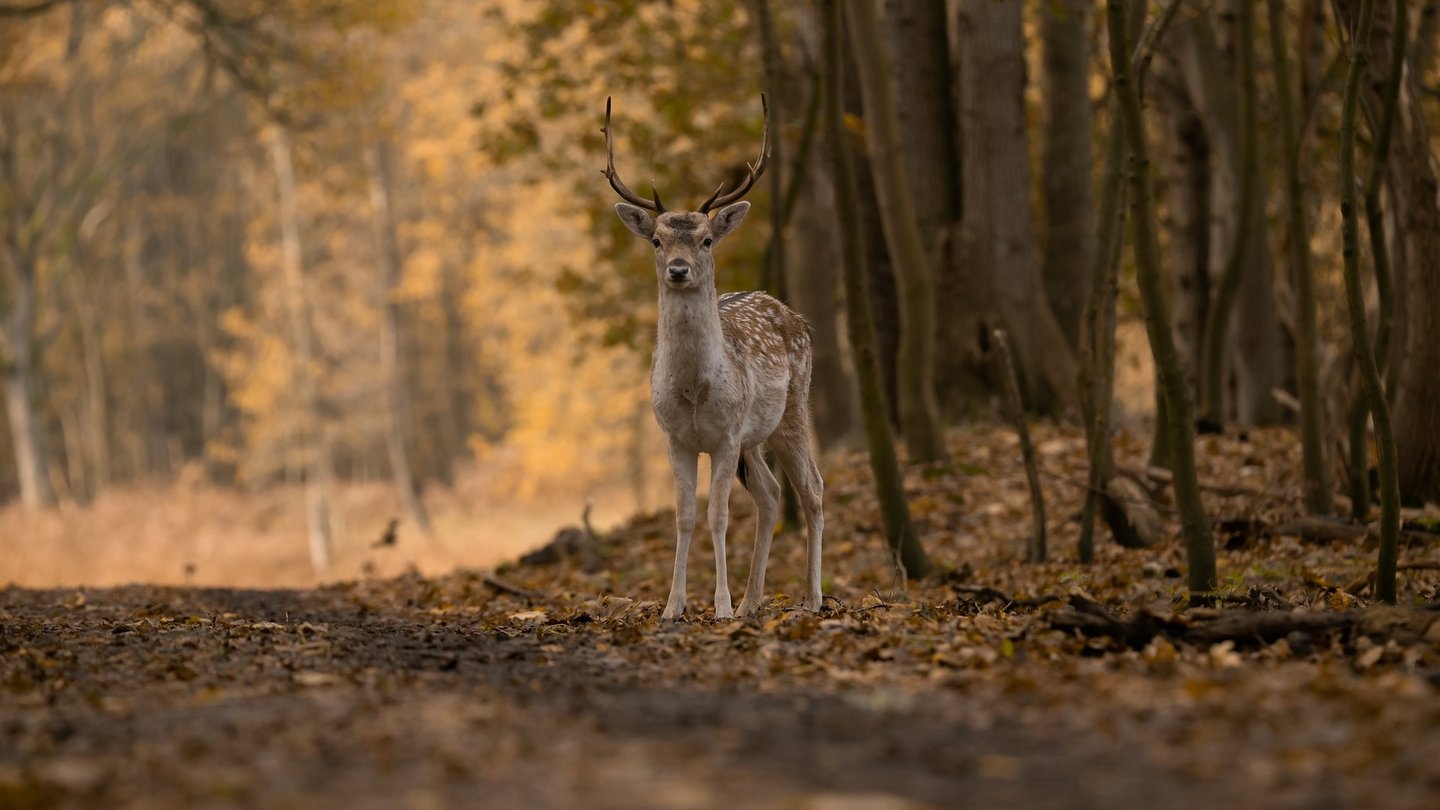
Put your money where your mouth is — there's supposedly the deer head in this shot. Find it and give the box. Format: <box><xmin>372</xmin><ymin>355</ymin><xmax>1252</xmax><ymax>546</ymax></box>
<box><xmin>604</xmin><ymin>96</ymin><xmax>770</xmax><ymax>291</ymax></box>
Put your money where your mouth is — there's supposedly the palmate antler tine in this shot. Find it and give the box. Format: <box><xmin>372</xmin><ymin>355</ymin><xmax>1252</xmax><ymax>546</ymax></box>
<box><xmin>699</xmin><ymin>93</ymin><xmax>771</xmax><ymax>214</ymax></box>
<box><xmin>602</xmin><ymin>96</ymin><xmax>666</xmax><ymax>213</ymax></box>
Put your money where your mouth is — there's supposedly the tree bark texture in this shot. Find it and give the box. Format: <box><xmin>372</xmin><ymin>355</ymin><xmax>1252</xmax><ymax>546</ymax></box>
<box><xmin>1151</xmin><ymin>36</ymin><xmax>1211</xmax><ymax>397</ymax></box>
<box><xmin>956</xmin><ymin>0</ymin><xmax>1078</xmax><ymax>414</ymax></box>
<box><xmin>846</xmin><ymin>0</ymin><xmax>947</xmax><ymax>464</ymax></box>
<box><xmin>884</xmin><ymin>0</ymin><xmax>958</xmax><ymax>251</ymax></box>
<box><xmin>821</xmin><ymin>0</ymin><xmax>933</xmax><ymax>579</ymax></box>
<box><xmin>1040</xmin><ymin>0</ymin><xmax>1095</xmax><ymax>350</ymax></box>
<box><xmin>785</xmin><ymin>153</ymin><xmax>859</xmax><ymax>451</ymax></box>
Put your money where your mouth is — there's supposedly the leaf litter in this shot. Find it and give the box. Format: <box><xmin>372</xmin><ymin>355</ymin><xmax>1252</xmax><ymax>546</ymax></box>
<box><xmin>3</xmin><ymin>423</ymin><xmax>1440</xmax><ymax>808</ymax></box>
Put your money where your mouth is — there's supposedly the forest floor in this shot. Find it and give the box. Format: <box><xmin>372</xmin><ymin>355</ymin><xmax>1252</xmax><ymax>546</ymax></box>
<box><xmin>4</xmin><ymin>423</ymin><xmax>1440</xmax><ymax>809</ymax></box>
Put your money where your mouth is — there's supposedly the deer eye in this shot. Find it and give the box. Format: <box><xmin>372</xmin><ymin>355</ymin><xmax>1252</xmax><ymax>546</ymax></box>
<box><xmin>652</xmin><ymin>238</ymin><xmax>661</xmax><ymax>248</ymax></box>
<box><xmin>702</xmin><ymin>238</ymin><xmax>712</xmax><ymax>249</ymax></box>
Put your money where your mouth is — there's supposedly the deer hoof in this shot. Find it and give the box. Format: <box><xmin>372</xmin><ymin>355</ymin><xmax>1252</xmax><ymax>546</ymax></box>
<box><xmin>661</xmin><ymin>601</ymin><xmax>686</xmax><ymax>621</ymax></box>
<box><xmin>713</xmin><ymin>602</ymin><xmax>735</xmax><ymax>621</ymax></box>
<box><xmin>735</xmin><ymin>597</ymin><xmax>764</xmax><ymax>618</ymax></box>
<box><xmin>803</xmin><ymin>593</ymin><xmax>824</xmax><ymax>612</ymax></box>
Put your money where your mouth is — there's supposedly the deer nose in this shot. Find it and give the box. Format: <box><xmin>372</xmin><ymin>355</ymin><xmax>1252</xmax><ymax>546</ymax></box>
<box><xmin>667</xmin><ymin>263</ymin><xmax>690</xmax><ymax>282</ymax></box>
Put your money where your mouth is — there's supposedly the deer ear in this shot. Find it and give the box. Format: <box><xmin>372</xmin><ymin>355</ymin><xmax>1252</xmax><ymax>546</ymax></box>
<box><xmin>710</xmin><ymin>201</ymin><xmax>750</xmax><ymax>241</ymax></box>
<box><xmin>615</xmin><ymin>203</ymin><xmax>656</xmax><ymax>239</ymax></box>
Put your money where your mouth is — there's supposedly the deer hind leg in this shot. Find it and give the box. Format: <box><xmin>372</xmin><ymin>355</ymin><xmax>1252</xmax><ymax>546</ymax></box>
<box><xmin>772</xmin><ymin>423</ymin><xmax>824</xmax><ymax>612</ymax></box>
<box><xmin>662</xmin><ymin>442</ymin><xmax>699</xmax><ymax>621</ymax></box>
<box><xmin>736</xmin><ymin>445</ymin><xmax>780</xmax><ymax>618</ymax></box>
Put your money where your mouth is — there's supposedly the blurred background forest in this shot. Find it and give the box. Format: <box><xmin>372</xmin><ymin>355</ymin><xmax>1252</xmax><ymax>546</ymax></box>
<box><xmin>2</xmin><ymin>0</ymin><xmax>1438</xmax><ymax>589</ymax></box>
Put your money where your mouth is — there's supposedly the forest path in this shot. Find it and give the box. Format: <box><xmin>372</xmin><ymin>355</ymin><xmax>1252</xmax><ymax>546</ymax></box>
<box><xmin>0</xmin><ymin>582</ymin><xmax>1392</xmax><ymax>810</ymax></box>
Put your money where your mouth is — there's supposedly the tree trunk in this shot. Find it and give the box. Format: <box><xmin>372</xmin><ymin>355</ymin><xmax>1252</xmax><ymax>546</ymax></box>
<box><xmin>268</xmin><ymin>126</ymin><xmax>333</xmax><ymax>576</ymax></box>
<box><xmin>956</xmin><ymin>0</ymin><xmax>1079</xmax><ymax>413</ymax></box>
<box><xmin>1335</xmin><ymin>0</ymin><xmax>1440</xmax><ymax>506</ymax></box>
<box><xmin>821</xmin><ymin>0</ymin><xmax>932</xmax><ymax>579</ymax></box>
<box><xmin>1221</xmin><ymin>0</ymin><xmax>1282</xmax><ymax>426</ymax></box>
<box><xmin>846</xmin><ymin>0</ymin><xmax>946</xmax><ymax>464</ymax></box>
<box><xmin>885</xmin><ymin>0</ymin><xmax>959</xmax><ymax>261</ymax></box>
<box><xmin>1</xmin><ymin>247</ymin><xmax>56</xmax><ymax>509</ymax></box>
<box><xmin>1197</xmin><ymin>0</ymin><xmax>1265</xmax><ymax>428</ymax></box>
<box><xmin>1267</xmin><ymin>0</ymin><xmax>1330</xmax><ymax>514</ymax></box>
<box><xmin>786</xmin><ymin>150</ymin><xmax>858</xmax><ymax>450</ymax></box>
<box><xmin>366</xmin><ymin>139</ymin><xmax>431</xmax><ymax>534</ymax></box>
<box><xmin>1367</xmin><ymin>0</ymin><xmax>1440</xmax><ymax>506</ymax></box>
<box><xmin>1040</xmin><ymin>0</ymin><xmax>1095</xmax><ymax>350</ymax></box>
<box><xmin>1151</xmin><ymin>30</ymin><xmax>1211</xmax><ymax>398</ymax></box>
<box><xmin>1108</xmin><ymin>0</ymin><xmax>1218</xmax><ymax>598</ymax></box>
<box><xmin>1338</xmin><ymin>0</ymin><xmax>1401</xmax><ymax>603</ymax></box>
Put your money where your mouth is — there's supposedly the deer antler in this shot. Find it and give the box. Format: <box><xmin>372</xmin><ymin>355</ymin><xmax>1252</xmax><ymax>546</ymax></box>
<box><xmin>698</xmin><ymin>93</ymin><xmax>770</xmax><ymax>215</ymax></box>
<box><xmin>602</xmin><ymin>97</ymin><xmax>665</xmax><ymax>213</ymax></box>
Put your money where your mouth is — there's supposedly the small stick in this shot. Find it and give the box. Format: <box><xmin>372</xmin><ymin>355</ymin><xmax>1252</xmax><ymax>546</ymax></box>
<box><xmin>992</xmin><ymin>329</ymin><xmax>1046</xmax><ymax>563</ymax></box>
<box><xmin>482</xmin><ymin>574</ymin><xmax>544</xmax><ymax>601</ymax></box>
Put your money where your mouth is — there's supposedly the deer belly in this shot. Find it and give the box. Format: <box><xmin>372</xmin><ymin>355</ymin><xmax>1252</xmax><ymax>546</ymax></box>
<box><xmin>650</xmin><ymin>393</ymin><xmax>781</xmax><ymax>453</ymax></box>
<box><xmin>738</xmin><ymin>395</ymin><xmax>786</xmax><ymax>448</ymax></box>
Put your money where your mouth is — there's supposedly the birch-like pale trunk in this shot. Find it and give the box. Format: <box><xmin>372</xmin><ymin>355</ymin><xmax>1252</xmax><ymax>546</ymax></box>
<box><xmin>268</xmin><ymin>126</ymin><xmax>333</xmax><ymax>576</ymax></box>
<box><xmin>365</xmin><ymin>138</ymin><xmax>431</xmax><ymax>535</ymax></box>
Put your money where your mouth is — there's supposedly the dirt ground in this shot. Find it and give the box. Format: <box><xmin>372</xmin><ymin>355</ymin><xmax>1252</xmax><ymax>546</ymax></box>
<box><xmin>4</xmin><ymin>424</ymin><xmax>1440</xmax><ymax>809</ymax></box>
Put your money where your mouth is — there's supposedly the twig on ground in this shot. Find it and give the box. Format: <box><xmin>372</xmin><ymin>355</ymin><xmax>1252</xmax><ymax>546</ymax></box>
<box><xmin>482</xmin><ymin>574</ymin><xmax>544</xmax><ymax>601</ymax></box>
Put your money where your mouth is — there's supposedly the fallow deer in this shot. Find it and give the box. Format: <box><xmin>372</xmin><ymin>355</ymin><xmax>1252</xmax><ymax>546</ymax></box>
<box><xmin>603</xmin><ymin>96</ymin><xmax>824</xmax><ymax>620</ymax></box>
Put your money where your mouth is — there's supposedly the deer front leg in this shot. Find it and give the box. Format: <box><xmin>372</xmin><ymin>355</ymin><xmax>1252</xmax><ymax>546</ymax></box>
<box><xmin>707</xmin><ymin>443</ymin><xmax>740</xmax><ymax>619</ymax></box>
<box><xmin>662</xmin><ymin>443</ymin><xmax>699</xmax><ymax>621</ymax></box>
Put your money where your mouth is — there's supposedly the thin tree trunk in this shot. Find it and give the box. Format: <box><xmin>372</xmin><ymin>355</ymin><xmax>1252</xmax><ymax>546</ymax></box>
<box><xmin>846</xmin><ymin>0</ymin><xmax>946</xmax><ymax>464</ymax></box>
<box><xmin>1198</xmin><ymin>0</ymin><xmax>1260</xmax><ymax>428</ymax></box>
<box><xmin>1339</xmin><ymin>0</ymin><xmax>1400</xmax><ymax>603</ymax></box>
<box><xmin>994</xmin><ymin>329</ymin><xmax>1046</xmax><ymax>563</ymax></box>
<box><xmin>1363</xmin><ymin>0</ymin><xmax>1405</xmax><ymax>390</ymax></box>
<box><xmin>268</xmin><ymin>126</ymin><xmax>333</xmax><ymax>576</ymax></box>
<box><xmin>1081</xmin><ymin>0</ymin><xmax>1168</xmax><ymax>559</ymax></box>
<box><xmin>1108</xmin><ymin>0</ymin><xmax>1218</xmax><ymax>598</ymax></box>
<box><xmin>821</xmin><ymin>0</ymin><xmax>932</xmax><ymax>579</ymax></box>
<box><xmin>1078</xmin><ymin>107</ymin><xmax>1126</xmax><ymax>564</ymax></box>
<box><xmin>1</xmin><ymin>250</ymin><xmax>56</xmax><ymax>509</ymax></box>
<box><xmin>1335</xmin><ymin>0</ymin><xmax>1440</xmax><ymax>507</ymax></box>
<box><xmin>1040</xmin><ymin>0</ymin><xmax>1095</xmax><ymax>349</ymax></box>
<box><xmin>753</xmin><ymin>0</ymin><xmax>787</xmax><ymax>302</ymax></box>
<box><xmin>1268</xmin><ymin>0</ymin><xmax>1330</xmax><ymax>515</ymax></box>
<box><xmin>365</xmin><ymin>139</ymin><xmax>431</xmax><ymax>534</ymax></box>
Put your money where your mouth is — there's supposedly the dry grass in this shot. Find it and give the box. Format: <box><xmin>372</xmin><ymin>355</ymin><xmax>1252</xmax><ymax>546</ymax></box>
<box><xmin>0</xmin><ymin>461</ymin><xmax>670</xmax><ymax>589</ymax></box>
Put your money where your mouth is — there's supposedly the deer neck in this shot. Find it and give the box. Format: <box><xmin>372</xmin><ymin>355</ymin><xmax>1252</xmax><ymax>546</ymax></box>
<box><xmin>655</xmin><ymin>286</ymin><xmax>728</xmax><ymax>393</ymax></box>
